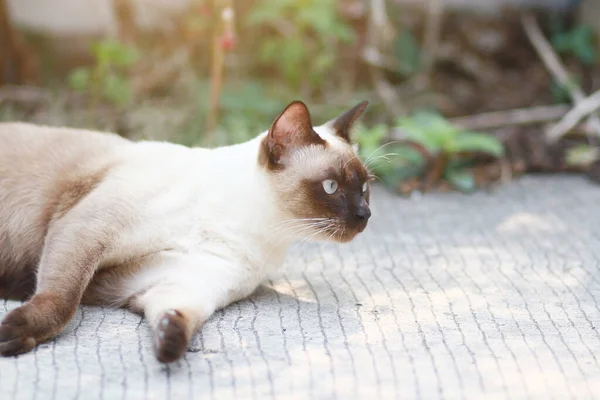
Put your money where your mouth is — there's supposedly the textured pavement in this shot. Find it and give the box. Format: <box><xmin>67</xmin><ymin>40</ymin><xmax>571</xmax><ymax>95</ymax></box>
<box><xmin>2</xmin><ymin>175</ymin><xmax>600</xmax><ymax>400</ymax></box>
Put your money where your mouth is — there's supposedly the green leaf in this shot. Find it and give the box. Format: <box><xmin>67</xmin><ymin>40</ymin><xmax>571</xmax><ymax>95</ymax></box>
<box><xmin>246</xmin><ymin>6</ymin><xmax>280</xmax><ymax>25</ymax></box>
<box><xmin>248</xmin><ymin>0</ymin><xmax>351</xmax><ymax>89</ymax></box>
<box><xmin>280</xmin><ymin>37</ymin><xmax>306</xmax><ymax>84</ymax></box>
<box><xmin>102</xmin><ymin>73</ymin><xmax>131</xmax><ymax>106</ymax></box>
<box><xmin>396</xmin><ymin>111</ymin><xmax>458</xmax><ymax>153</ymax></box>
<box><xmin>92</xmin><ymin>40</ymin><xmax>119</xmax><ymax>65</ymax></box>
<box><xmin>355</xmin><ymin>124</ymin><xmax>388</xmax><ymax>153</ymax></box>
<box><xmin>313</xmin><ymin>52</ymin><xmax>334</xmax><ymax>75</ymax></box>
<box><xmin>391</xmin><ymin>145</ymin><xmax>426</xmax><ymax>169</ymax></box>
<box><xmin>566</xmin><ymin>144</ymin><xmax>600</xmax><ymax>166</ymax></box>
<box><xmin>219</xmin><ymin>81</ymin><xmax>285</xmax><ymax>117</ymax></box>
<box><xmin>355</xmin><ymin>123</ymin><xmax>427</xmax><ymax>188</ymax></box>
<box><xmin>445</xmin><ymin>168</ymin><xmax>476</xmax><ymax>192</ymax></box>
<box><xmin>91</xmin><ymin>39</ymin><xmax>138</xmax><ymax>67</ymax></box>
<box><xmin>551</xmin><ymin>80</ymin><xmax>573</xmax><ymax>103</ymax></box>
<box><xmin>551</xmin><ymin>24</ymin><xmax>597</xmax><ymax>66</ymax></box>
<box><xmin>394</xmin><ymin>30</ymin><xmax>421</xmax><ymax>75</ymax></box>
<box><xmin>67</xmin><ymin>68</ymin><xmax>91</xmax><ymax>92</ymax></box>
<box><xmin>112</xmin><ymin>46</ymin><xmax>139</xmax><ymax>67</ymax></box>
<box><xmin>578</xmin><ymin>45</ymin><xmax>597</xmax><ymax>66</ymax></box>
<box><xmin>246</xmin><ymin>0</ymin><xmax>295</xmax><ymax>25</ymax></box>
<box><xmin>332</xmin><ymin>23</ymin><xmax>355</xmax><ymax>43</ymax></box>
<box><xmin>258</xmin><ymin>40</ymin><xmax>280</xmax><ymax>63</ymax></box>
<box><xmin>298</xmin><ymin>4</ymin><xmax>331</xmax><ymax>34</ymax></box>
<box><xmin>381</xmin><ymin>146</ymin><xmax>426</xmax><ymax>186</ymax></box>
<box><xmin>447</xmin><ymin>131</ymin><xmax>504</xmax><ymax>157</ymax></box>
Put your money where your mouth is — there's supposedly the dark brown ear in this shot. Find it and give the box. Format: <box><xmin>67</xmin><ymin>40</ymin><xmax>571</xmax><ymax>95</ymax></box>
<box><xmin>264</xmin><ymin>101</ymin><xmax>325</xmax><ymax>166</ymax></box>
<box><xmin>330</xmin><ymin>100</ymin><xmax>369</xmax><ymax>143</ymax></box>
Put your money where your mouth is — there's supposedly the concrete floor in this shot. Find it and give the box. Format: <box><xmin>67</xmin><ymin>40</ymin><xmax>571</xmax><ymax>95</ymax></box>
<box><xmin>2</xmin><ymin>175</ymin><xmax>600</xmax><ymax>399</ymax></box>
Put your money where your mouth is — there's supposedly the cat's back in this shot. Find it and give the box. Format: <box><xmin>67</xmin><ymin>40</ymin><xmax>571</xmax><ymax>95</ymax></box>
<box><xmin>0</xmin><ymin>123</ymin><xmax>130</xmax><ymax>205</ymax></box>
<box><xmin>0</xmin><ymin>122</ymin><xmax>129</xmax><ymax>166</ymax></box>
<box><xmin>0</xmin><ymin>123</ymin><xmax>130</xmax><ymax>275</ymax></box>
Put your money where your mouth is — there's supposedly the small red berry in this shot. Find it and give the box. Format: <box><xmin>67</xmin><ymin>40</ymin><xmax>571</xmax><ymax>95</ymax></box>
<box><xmin>219</xmin><ymin>33</ymin><xmax>236</xmax><ymax>51</ymax></box>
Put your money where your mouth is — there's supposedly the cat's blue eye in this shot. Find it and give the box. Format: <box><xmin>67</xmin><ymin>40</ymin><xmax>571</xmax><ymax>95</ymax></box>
<box><xmin>362</xmin><ymin>182</ymin><xmax>368</xmax><ymax>193</ymax></box>
<box><xmin>322</xmin><ymin>179</ymin><xmax>338</xmax><ymax>194</ymax></box>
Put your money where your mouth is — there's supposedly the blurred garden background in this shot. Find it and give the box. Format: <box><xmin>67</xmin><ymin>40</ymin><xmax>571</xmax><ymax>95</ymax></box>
<box><xmin>2</xmin><ymin>0</ymin><xmax>600</xmax><ymax>194</ymax></box>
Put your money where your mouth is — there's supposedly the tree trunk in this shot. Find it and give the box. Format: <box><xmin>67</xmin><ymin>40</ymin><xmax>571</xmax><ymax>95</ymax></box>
<box><xmin>0</xmin><ymin>0</ymin><xmax>19</xmax><ymax>84</ymax></box>
<box><xmin>0</xmin><ymin>0</ymin><xmax>36</xmax><ymax>85</ymax></box>
<box><xmin>113</xmin><ymin>0</ymin><xmax>136</xmax><ymax>44</ymax></box>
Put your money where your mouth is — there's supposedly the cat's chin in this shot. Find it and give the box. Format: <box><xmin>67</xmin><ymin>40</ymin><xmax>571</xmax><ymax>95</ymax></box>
<box><xmin>313</xmin><ymin>227</ymin><xmax>363</xmax><ymax>244</ymax></box>
<box><xmin>335</xmin><ymin>233</ymin><xmax>359</xmax><ymax>243</ymax></box>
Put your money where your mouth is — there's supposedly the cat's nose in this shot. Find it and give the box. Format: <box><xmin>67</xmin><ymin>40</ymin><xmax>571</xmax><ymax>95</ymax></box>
<box><xmin>354</xmin><ymin>205</ymin><xmax>371</xmax><ymax>222</ymax></box>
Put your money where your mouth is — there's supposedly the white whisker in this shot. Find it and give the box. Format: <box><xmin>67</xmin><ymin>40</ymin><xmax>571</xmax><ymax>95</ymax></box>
<box><xmin>269</xmin><ymin>217</ymin><xmax>329</xmax><ymax>229</ymax></box>
<box><xmin>267</xmin><ymin>221</ymin><xmax>329</xmax><ymax>247</ymax></box>
<box><xmin>265</xmin><ymin>218</ymin><xmax>335</xmax><ymax>257</ymax></box>
<box><xmin>364</xmin><ymin>152</ymin><xmax>402</xmax><ymax>168</ymax></box>
<box><xmin>362</xmin><ymin>140</ymin><xmax>407</xmax><ymax>166</ymax></box>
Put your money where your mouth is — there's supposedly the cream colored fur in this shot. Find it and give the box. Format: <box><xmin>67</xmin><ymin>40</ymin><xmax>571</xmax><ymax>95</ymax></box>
<box><xmin>0</xmin><ymin>113</ymin><xmax>367</xmax><ymax>361</ymax></box>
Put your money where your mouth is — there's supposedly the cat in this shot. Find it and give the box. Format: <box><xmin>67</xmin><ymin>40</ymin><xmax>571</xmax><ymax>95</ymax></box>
<box><xmin>0</xmin><ymin>100</ymin><xmax>372</xmax><ymax>363</ymax></box>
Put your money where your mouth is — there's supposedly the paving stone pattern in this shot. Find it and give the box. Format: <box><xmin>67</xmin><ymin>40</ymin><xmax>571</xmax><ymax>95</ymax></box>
<box><xmin>1</xmin><ymin>175</ymin><xmax>600</xmax><ymax>399</ymax></box>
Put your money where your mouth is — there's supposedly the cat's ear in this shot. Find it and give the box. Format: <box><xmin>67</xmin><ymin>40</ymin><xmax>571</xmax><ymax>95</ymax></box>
<box><xmin>264</xmin><ymin>101</ymin><xmax>325</xmax><ymax>166</ymax></box>
<box><xmin>328</xmin><ymin>100</ymin><xmax>369</xmax><ymax>143</ymax></box>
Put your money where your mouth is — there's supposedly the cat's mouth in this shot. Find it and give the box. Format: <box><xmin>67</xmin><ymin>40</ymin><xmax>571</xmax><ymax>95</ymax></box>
<box><xmin>282</xmin><ymin>216</ymin><xmax>368</xmax><ymax>244</ymax></box>
<box><xmin>318</xmin><ymin>221</ymin><xmax>367</xmax><ymax>243</ymax></box>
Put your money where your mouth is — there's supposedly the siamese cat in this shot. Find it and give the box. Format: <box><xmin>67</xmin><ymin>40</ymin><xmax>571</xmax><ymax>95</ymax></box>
<box><xmin>0</xmin><ymin>100</ymin><xmax>371</xmax><ymax>363</ymax></box>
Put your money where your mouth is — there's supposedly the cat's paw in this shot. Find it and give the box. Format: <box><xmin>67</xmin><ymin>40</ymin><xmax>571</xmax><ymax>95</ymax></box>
<box><xmin>0</xmin><ymin>308</ymin><xmax>36</xmax><ymax>357</ymax></box>
<box><xmin>153</xmin><ymin>309</ymin><xmax>189</xmax><ymax>363</ymax></box>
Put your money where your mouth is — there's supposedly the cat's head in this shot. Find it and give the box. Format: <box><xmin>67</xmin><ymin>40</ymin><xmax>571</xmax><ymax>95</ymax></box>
<box><xmin>259</xmin><ymin>100</ymin><xmax>372</xmax><ymax>243</ymax></box>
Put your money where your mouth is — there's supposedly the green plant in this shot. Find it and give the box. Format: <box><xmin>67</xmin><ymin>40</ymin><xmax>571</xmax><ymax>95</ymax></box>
<box><xmin>397</xmin><ymin>112</ymin><xmax>504</xmax><ymax>156</ymax></box>
<box><xmin>550</xmin><ymin>19</ymin><xmax>598</xmax><ymax>66</ymax></box>
<box><xmin>550</xmin><ymin>77</ymin><xmax>581</xmax><ymax>104</ymax></box>
<box><xmin>356</xmin><ymin>112</ymin><xmax>504</xmax><ymax>193</ymax></box>
<box><xmin>397</xmin><ymin>111</ymin><xmax>504</xmax><ymax>192</ymax></box>
<box><xmin>247</xmin><ymin>0</ymin><xmax>354</xmax><ymax>89</ymax></box>
<box><xmin>394</xmin><ymin>30</ymin><xmax>421</xmax><ymax>76</ymax></box>
<box><xmin>68</xmin><ymin>39</ymin><xmax>139</xmax><ymax>107</ymax></box>
<box><xmin>566</xmin><ymin>144</ymin><xmax>600</xmax><ymax>168</ymax></box>
<box><xmin>177</xmin><ymin>79</ymin><xmax>288</xmax><ymax>147</ymax></box>
<box><xmin>355</xmin><ymin>123</ymin><xmax>426</xmax><ymax>188</ymax></box>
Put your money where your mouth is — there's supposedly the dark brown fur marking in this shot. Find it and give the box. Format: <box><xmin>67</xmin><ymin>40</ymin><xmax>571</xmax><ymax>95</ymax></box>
<box><xmin>0</xmin><ymin>169</ymin><xmax>111</xmax><ymax>355</ymax></box>
<box><xmin>51</xmin><ymin>166</ymin><xmax>111</xmax><ymax>221</ymax></box>
<box><xmin>0</xmin><ymin>265</ymin><xmax>36</xmax><ymax>301</ymax></box>
<box><xmin>331</xmin><ymin>101</ymin><xmax>369</xmax><ymax>143</ymax></box>
<box><xmin>0</xmin><ymin>160</ymin><xmax>110</xmax><ymax>302</ymax></box>
<box><xmin>0</xmin><ymin>292</ymin><xmax>77</xmax><ymax>356</ymax></box>
<box><xmin>261</xmin><ymin>101</ymin><xmax>326</xmax><ymax>170</ymax></box>
<box><xmin>283</xmin><ymin>155</ymin><xmax>370</xmax><ymax>242</ymax></box>
<box><xmin>154</xmin><ymin>309</ymin><xmax>190</xmax><ymax>363</ymax></box>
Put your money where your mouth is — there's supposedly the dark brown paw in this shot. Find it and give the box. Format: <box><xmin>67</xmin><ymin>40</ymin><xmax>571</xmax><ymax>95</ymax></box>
<box><xmin>153</xmin><ymin>309</ymin><xmax>189</xmax><ymax>363</ymax></box>
<box><xmin>0</xmin><ymin>308</ymin><xmax>36</xmax><ymax>356</ymax></box>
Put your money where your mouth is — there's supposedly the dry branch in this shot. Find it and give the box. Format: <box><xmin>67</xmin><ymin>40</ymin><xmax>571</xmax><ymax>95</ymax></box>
<box><xmin>421</xmin><ymin>0</ymin><xmax>444</xmax><ymax>76</ymax></box>
<box><xmin>388</xmin><ymin>104</ymin><xmax>571</xmax><ymax>140</ymax></box>
<box><xmin>366</xmin><ymin>0</ymin><xmax>405</xmax><ymax>116</ymax></box>
<box><xmin>206</xmin><ymin>2</ymin><xmax>234</xmax><ymax>141</ymax></box>
<box><xmin>450</xmin><ymin>104</ymin><xmax>570</xmax><ymax>130</ymax></box>
<box><xmin>521</xmin><ymin>12</ymin><xmax>600</xmax><ymax>142</ymax></box>
<box><xmin>0</xmin><ymin>0</ymin><xmax>36</xmax><ymax>85</ymax></box>
<box><xmin>112</xmin><ymin>0</ymin><xmax>136</xmax><ymax>44</ymax></box>
<box><xmin>547</xmin><ymin>90</ymin><xmax>600</xmax><ymax>141</ymax></box>
<box><xmin>0</xmin><ymin>85</ymin><xmax>51</xmax><ymax>104</ymax></box>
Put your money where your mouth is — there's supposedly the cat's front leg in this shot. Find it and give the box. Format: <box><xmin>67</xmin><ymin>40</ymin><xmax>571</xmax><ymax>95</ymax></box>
<box><xmin>0</xmin><ymin>196</ymin><xmax>122</xmax><ymax>357</ymax></box>
<box><xmin>130</xmin><ymin>254</ymin><xmax>253</xmax><ymax>363</ymax></box>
